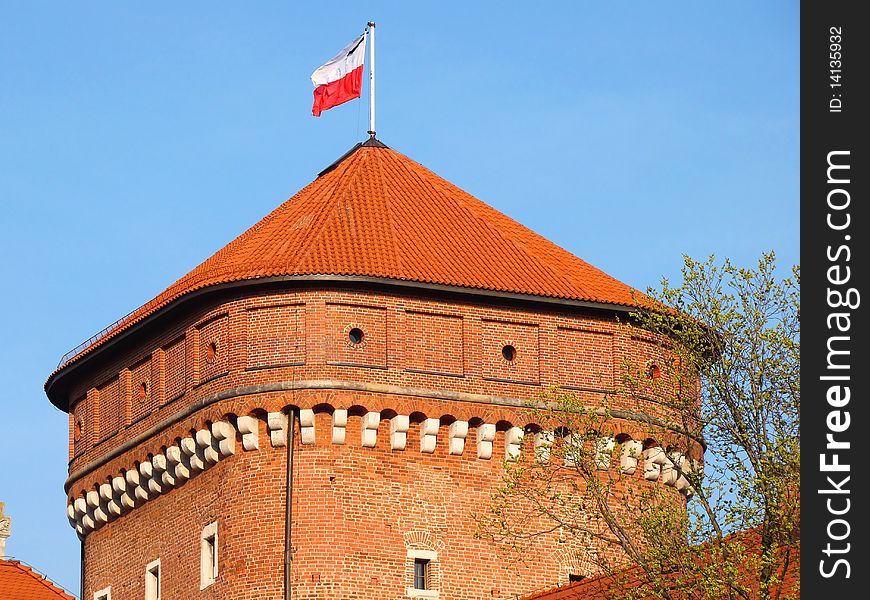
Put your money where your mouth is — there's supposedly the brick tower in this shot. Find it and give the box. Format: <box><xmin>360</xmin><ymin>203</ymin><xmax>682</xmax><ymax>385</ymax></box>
<box><xmin>46</xmin><ymin>139</ymin><xmax>693</xmax><ymax>600</ymax></box>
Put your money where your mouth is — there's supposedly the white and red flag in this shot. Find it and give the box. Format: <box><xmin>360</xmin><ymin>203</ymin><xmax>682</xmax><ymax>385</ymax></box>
<box><xmin>310</xmin><ymin>33</ymin><xmax>366</xmax><ymax>117</ymax></box>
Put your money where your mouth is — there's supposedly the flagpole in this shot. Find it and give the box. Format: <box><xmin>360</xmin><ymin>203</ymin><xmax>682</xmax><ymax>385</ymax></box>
<box><xmin>367</xmin><ymin>21</ymin><xmax>376</xmax><ymax>138</ymax></box>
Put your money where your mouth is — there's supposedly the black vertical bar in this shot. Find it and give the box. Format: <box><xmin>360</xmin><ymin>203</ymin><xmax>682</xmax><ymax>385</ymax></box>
<box><xmin>802</xmin><ymin>2</ymin><xmax>868</xmax><ymax>595</ymax></box>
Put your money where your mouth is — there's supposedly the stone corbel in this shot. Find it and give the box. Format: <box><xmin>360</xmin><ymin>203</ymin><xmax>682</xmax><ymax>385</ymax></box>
<box><xmin>267</xmin><ymin>412</ymin><xmax>288</xmax><ymax>448</ymax></box>
<box><xmin>595</xmin><ymin>437</ymin><xmax>615</xmax><ymax>470</ymax></box>
<box><xmin>477</xmin><ymin>423</ymin><xmax>496</xmax><ymax>460</ymax></box>
<box><xmin>113</xmin><ymin>475</ymin><xmax>134</xmax><ymax>512</ymax></box>
<box><xmin>86</xmin><ymin>489</ymin><xmax>107</xmax><ymax>527</ymax></box>
<box><xmin>390</xmin><ymin>415</ymin><xmax>409</xmax><ymax>450</ymax></box>
<box><xmin>195</xmin><ymin>429</ymin><xmax>219</xmax><ymax>465</ymax></box>
<box><xmin>534</xmin><ymin>431</ymin><xmax>554</xmax><ymax>463</ymax></box>
<box><xmin>211</xmin><ymin>422</ymin><xmax>236</xmax><ymax>457</ymax></box>
<box><xmin>420</xmin><ymin>418</ymin><xmax>439</xmax><ymax>454</ymax></box>
<box><xmin>361</xmin><ymin>412</ymin><xmax>381</xmax><ymax>448</ymax></box>
<box><xmin>166</xmin><ymin>445</ymin><xmax>191</xmax><ymax>483</ymax></box>
<box><xmin>152</xmin><ymin>453</ymin><xmax>175</xmax><ymax>488</ymax></box>
<box><xmin>180</xmin><ymin>437</ymin><xmax>205</xmax><ymax>473</ymax></box>
<box><xmin>448</xmin><ymin>420</ymin><xmax>468</xmax><ymax>456</ymax></box>
<box><xmin>643</xmin><ymin>446</ymin><xmax>667</xmax><ymax>482</ymax></box>
<box><xmin>505</xmin><ymin>427</ymin><xmax>525</xmax><ymax>462</ymax></box>
<box><xmin>332</xmin><ymin>409</ymin><xmax>347</xmax><ymax>445</ymax></box>
<box><xmin>99</xmin><ymin>482</ymin><xmax>121</xmax><ymax>518</ymax></box>
<box><xmin>236</xmin><ymin>416</ymin><xmax>260</xmax><ymax>451</ymax></box>
<box><xmin>140</xmin><ymin>460</ymin><xmax>163</xmax><ymax>495</ymax></box>
<box><xmin>299</xmin><ymin>409</ymin><xmax>316</xmax><ymax>445</ymax></box>
<box><xmin>620</xmin><ymin>440</ymin><xmax>644</xmax><ymax>475</ymax></box>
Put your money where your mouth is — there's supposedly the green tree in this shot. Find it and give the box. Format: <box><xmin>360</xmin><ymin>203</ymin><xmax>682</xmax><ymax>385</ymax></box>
<box><xmin>476</xmin><ymin>252</ymin><xmax>799</xmax><ymax>600</ymax></box>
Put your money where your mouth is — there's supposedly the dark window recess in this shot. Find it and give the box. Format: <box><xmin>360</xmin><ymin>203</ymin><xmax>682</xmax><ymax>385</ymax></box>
<box><xmin>501</xmin><ymin>344</ymin><xmax>517</xmax><ymax>362</ymax></box>
<box><xmin>348</xmin><ymin>327</ymin><xmax>365</xmax><ymax>345</ymax></box>
<box><xmin>569</xmin><ymin>573</ymin><xmax>585</xmax><ymax>583</ymax></box>
<box><xmin>413</xmin><ymin>558</ymin><xmax>430</xmax><ymax>590</ymax></box>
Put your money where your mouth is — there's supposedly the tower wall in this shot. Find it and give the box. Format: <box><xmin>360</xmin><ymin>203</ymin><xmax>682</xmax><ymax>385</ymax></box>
<box><xmin>61</xmin><ymin>285</ymin><xmax>696</xmax><ymax>599</ymax></box>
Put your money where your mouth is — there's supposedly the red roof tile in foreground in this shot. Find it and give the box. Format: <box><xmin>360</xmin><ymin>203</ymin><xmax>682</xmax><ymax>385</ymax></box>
<box><xmin>519</xmin><ymin>529</ymin><xmax>800</xmax><ymax>600</ymax></box>
<box><xmin>0</xmin><ymin>560</ymin><xmax>76</xmax><ymax>600</ymax></box>
<box><xmin>52</xmin><ymin>140</ymin><xmax>645</xmax><ymax>374</ymax></box>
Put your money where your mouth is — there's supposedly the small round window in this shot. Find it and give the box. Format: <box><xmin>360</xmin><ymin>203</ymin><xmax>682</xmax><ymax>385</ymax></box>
<box><xmin>348</xmin><ymin>327</ymin><xmax>365</xmax><ymax>345</ymax></box>
<box><xmin>648</xmin><ymin>364</ymin><xmax>662</xmax><ymax>380</ymax></box>
<box><xmin>501</xmin><ymin>344</ymin><xmax>517</xmax><ymax>362</ymax></box>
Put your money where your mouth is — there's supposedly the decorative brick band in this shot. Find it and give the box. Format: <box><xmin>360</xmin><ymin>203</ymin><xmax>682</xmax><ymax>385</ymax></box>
<box><xmin>64</xmin><ymin>380</ymin><xmax>706</xmax><ymax>494</ymax></box>
<box><xmin>66</xmin><ymin>408</ymin><xmax>698</xmax><ymax>538</ymax></box>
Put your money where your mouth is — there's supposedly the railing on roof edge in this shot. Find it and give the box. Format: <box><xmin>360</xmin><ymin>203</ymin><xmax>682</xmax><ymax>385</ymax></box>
<box><xmin>56</xmin><ymin>309</ymin><xmax>136</xmax><ymax>369</ymax></box>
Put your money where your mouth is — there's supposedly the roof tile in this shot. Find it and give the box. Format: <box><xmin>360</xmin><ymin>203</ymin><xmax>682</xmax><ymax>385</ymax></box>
<box><xmin>54</xmin><ymin>142</ymin><xmax>644</xmax><ymax>373</ymax></box>
<box><xmin>0</xmin><ymin>560</ymin><xmax>76</xmax><ymax>600</ymax></box>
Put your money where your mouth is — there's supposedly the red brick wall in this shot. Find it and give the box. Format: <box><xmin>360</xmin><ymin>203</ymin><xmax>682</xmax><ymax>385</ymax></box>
<box><xmin>58</xmin><ymin>284</ymin><xmax>697</xmax><ymax>600</ymax></box>
<box><xmin>245</xmin><ymin>303</ymin><xmax>306</xmax><ymax>370</ymax></box>
<box><xmin>404</xmin><ymin>310</ymin><xmax>464</xmax><ymax>377</ymax></box>
<box><xmin>64</xmin><ymin>286</ymin><xmax>693</xmax><ymax>472</ymax></box>
<box><xmin>79</xmin><ymin>390</ymin><xmax>667</xmax><ymax>600</ymax></box>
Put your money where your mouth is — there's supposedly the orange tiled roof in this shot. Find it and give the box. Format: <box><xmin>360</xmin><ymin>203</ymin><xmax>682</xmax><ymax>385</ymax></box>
<box><xmin>519</xmin><ymin>529</ymin><xmax>800</xmax><ymax>600</ymax></box>
<box><xmin>54</xmin><ymin>140</ymin><xmax>644</xmax><ymax>373</ymax></box>
<box><xmin>0</xmin><ymin>560</ymin><xmax>76</xmax><ymax>600</ymax></box>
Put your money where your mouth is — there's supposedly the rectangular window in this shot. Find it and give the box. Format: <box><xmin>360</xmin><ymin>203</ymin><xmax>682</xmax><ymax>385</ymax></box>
<box><xmin>200</xmin><ymin>521</ymin><xmax>218</xmax><ymax>590</ymax></box>
<box><xmin>413</xmin><ymin>558</ymin><xmax>430</xmax><ymax>590</ymax></box>
<box><xmin>145</xmin><ymin>559</ymin><xmax>161</xmax><ymax>600</ymax></box>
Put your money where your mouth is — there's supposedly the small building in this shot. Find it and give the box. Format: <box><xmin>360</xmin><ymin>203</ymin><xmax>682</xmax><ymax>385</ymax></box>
<box><xmin>0</xmin><ymin>502</ymin><xmax>76</xmax><ymax>600</ymax></box>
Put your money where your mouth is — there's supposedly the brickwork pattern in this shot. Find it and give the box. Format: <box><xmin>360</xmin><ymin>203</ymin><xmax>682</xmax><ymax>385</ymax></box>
<box><xmin>58</xmin><ymin>286</ymin><xmax>696</xmax><ymax>600</ymax></box>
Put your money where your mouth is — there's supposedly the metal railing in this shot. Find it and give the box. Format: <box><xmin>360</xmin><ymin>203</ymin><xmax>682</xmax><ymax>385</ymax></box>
<box><xmin>56</xmin><ymin>310</ymin><xmax>136</xmax><ymax>369</ymax></box>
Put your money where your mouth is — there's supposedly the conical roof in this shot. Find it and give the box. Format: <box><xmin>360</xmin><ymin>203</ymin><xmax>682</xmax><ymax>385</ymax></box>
<box><xmin>55</xmin><ymin>140</ymin><xmax>644</xmax><ymax>371</ymax></box>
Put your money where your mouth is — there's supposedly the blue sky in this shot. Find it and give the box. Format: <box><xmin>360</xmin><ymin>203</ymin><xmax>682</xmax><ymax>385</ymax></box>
<box><xmin>0</xmin><ymin>1</ymin><xmax>797</xmax><ymax>593</ymax></box>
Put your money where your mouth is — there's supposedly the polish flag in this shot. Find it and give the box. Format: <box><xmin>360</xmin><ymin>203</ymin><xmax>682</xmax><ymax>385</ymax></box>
<box><xmin>311</xmin><ymin>33</ymin><xmax>366</xmax><ymax>117</ymax></box>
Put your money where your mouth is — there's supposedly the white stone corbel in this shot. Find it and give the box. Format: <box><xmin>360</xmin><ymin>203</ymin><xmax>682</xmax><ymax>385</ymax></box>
<box><xmin>86</xmin><ymin>489</ymin><xmax>107</xmax><ymax>526</ymax></box>
<box><xmin>477</xmin><ymin>423</ymin><xmax>496</xmax><ymax>460</ymax></box>
<box><xmin>595</xmin><ymin>437</ymin><xmax>616</xmax><ymax>470</ymax></box>
<box><xmin>141</xmin><ymin>460</ymin><xmax>163</xmax><ymax>495</ymax></box>
<box><xmin>166</xmin><ymin>446</ymin><xmax>191</xmax><ymax>483</ymax></box>
<box><xmin>196</xmin><ymin>429</ymin><xmax>219</xmax><ymax>464</ymax></box>
<box><xmin>620</xmin><ymin>440</ymin><xmax>644</xmax><ymax>475</ymax></box>
<box><xmin>505</xmin><ymin>427</ymin><xmax>525</xmax><ymax>462</ymax></box>
<box><xmin>67</xmin><ymin>502</ymin><xmax>76</xmax><ymax>528</ymax></box>
<box><xmin>236</xmin><ymin>416</ymin><xmax>260</xmax><ymax>451</ymax></box>
<box><xmin>100</xmin><ymin>482</ymin><xmax>121</xmax><ymax>518</ymax></box>
<box><xmin>181</xmin><ymin>437</ymin><xmax>205</xmax><ymax>473</ymax></box>
<box><xmin>152</xmin><ymin>453</ymin><xmax>175</xmax><ymax>489</ymax></box>
<box><xmin>563</xmin><ymin>434</ymin><xmax>582</xmax><ymax>468</ymax></box>
<box><xmin>125</xmin><ymin>467</ymin><xmax>149</xmax><ymax>504</ymax></box>
<box><xmin>332</xmin><ymin>409</ymin><xmax>347</xmax><ymax>445</ymax></box>
<box><xmin>211</xmin><ymin>421</ymin><xmax>236</xmax><ymax>457</ymax></box>
<box><xmin>643</xmin><ymin>446</ymin><xmax>667</xmax><ymax>481</ymax></box>
<box><xmin>73</xmin><ymin>497</ymin><xmax>87</xmax><ymax>523</ymax></box>
<box><xmin>671</xmin><ymin>453</ymin><xmax>692</xmax><ymax>493</ymax></box>
<box><xmin>660</xmin><ymin>452</ymin><xmax>678</xmax><ymax>487</ymax></box>
<box><xmin>390</xmin><ymin>415</ymin><xmax>409</xmax><ymax>450</ymax></box>
<box><xmin>81</xmin><ymin>495</ymin><xmax>96</xmax><ymax>531</ymax></box>
<box><xmin>267</xmin><ymin>412</ymin><xmax>288</xmax><ymax>448</ymax></box>
<box><xmin>533</xmin><ymin>431</ymin><xmax>554</xmax><ymax>463</ymax></box>
<box><xmin>299</xmin><ymin>409</ymin><xmax>316</xmax><ymax>445</ymax></box>
<box><xmin>420</xmin><ymin>418</ymin><xmax>440</xmax><ymax>454</ymax></box>
<box><xmin>361</xmin><ymin>412</ymin><xmax>381</xmax><ymax>448</ymax></box>
<box><xmin>448</xmin><ymin>420</ymin><xmax>469</xmax><ymax>456</ymax></box>
<box><xmin>112</xmin><ymin>475</ymin><xmax>133</xmax><ymax>512</ymax></box>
